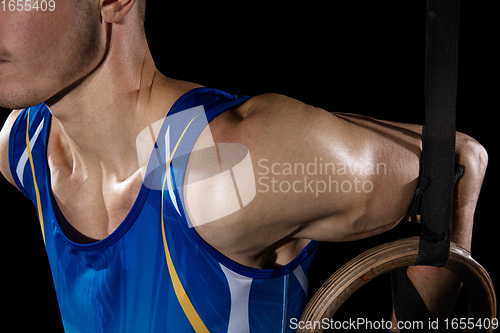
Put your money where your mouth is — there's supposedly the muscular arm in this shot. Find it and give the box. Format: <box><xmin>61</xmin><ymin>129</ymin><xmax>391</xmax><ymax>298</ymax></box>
<box><xmin>186</xmin><ymin>94</ymin><xmax>423</xmax><ymax>264</ymax></box>
<box><xmin>186</xmin><ymin>93</ymin><xmax>486</xmax><ymax>269</ymax></box>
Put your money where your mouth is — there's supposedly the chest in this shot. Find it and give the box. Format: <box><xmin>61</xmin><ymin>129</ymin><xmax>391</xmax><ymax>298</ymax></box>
<box><xmin>48</xmin><ymin>161</ymin><xmax>143</xmax><ymax>243</ymax></box>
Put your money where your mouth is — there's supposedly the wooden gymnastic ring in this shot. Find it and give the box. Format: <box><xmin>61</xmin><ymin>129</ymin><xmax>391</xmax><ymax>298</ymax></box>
<box><xmin>298</xmin><ymin>236</ymin><xmax>497</xmax><ymax>333</ymax></box>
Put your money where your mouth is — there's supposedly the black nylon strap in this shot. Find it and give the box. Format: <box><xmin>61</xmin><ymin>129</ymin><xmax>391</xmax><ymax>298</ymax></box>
<box><xmin>392</xmin><ymin>166</ymin><xmax>463</xmax><ymax>330</ymax></box>
<box><xmin>391</xmin><ymin>268</ymin><xmax>433</xmax><ymax>332</ymax></box>
<box><xmin>415</xmin><ymin>0</ymin><xmax>461</xmax><ymax>267</ymax></box>
<box><xmin>392</xmin><ymin>0</ymin><xmax>461</xmax><ymax>329</ymax></box>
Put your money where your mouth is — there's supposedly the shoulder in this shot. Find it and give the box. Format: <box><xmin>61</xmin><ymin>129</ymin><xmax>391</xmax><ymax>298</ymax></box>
<box><xmin>233</xmin><ymin>93</ymin><xmax>323</xmax><ymax>119</ymax></box>
<box><xmin>0</xmin><ymin>109</ymin><xmax>23</xmax><ymax>188</ymax></box>
<box><xmin>209</xmin><ymin>93</ymin><xmax>338</xmax><ymax>144</ymax></box>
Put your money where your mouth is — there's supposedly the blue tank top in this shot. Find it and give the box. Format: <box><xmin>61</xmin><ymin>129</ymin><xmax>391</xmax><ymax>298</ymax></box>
<box><xmin>9</xmin><ymin>87</ymin><xmax>318</xmax><ymax>333</ymax></box>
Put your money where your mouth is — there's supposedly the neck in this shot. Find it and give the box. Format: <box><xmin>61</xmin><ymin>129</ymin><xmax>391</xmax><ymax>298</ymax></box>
<box><xmin>45</xmin><ymin>37</ymin><xmax>166</xmax><ymax>182</ymax></box>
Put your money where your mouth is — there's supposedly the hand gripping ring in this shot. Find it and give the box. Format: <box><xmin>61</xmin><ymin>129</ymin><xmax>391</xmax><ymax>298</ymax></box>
<box><xmin>298</xmin><ymin>237</ymin><xmax>497</xmax><ymax>333</ymax></box>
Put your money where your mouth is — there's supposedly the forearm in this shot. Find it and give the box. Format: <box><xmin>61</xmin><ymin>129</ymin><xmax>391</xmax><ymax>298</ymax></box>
<box><xmin>392</xmin><ymin>133</ymin><xmax>488</xmax><ymax>331</ymax></box>
<box><xmin>450</xmin><ymin>134</ymin><xmax>488</xmax><ymax>252</ymax></box>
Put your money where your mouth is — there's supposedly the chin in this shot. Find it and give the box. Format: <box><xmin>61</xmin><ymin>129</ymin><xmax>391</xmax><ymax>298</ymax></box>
<box><xmin>0</xmin><ymin>97</ymin><xmax>44</xmax><ymax>110</ymax></box>
<box><xmin>0</xmin><ymin>84</ymin><xmax>54</xmax><ymax>110</ymax></box>
<box><xmin>0</xmin><ymin>99</ymin><xmax>47</xmax><ymax>110</ymax></box>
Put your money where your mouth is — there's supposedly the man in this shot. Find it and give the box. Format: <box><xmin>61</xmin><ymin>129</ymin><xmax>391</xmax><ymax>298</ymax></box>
<box><xmin>0</xmin><ymin>1</ymin><xmax>488</xmax><ymax>332</ymax></box>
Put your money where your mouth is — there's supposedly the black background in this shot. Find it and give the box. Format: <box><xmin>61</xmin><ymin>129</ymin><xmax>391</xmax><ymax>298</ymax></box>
<box><xmin>1</xmin><ymin>1</ymin><xmax>497</xmax><ymax>331</ymax></box>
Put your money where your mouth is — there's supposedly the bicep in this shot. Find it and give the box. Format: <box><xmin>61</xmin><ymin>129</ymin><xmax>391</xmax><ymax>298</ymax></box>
<box><xmin>295</xmin><ymin>112</ymin><xmax>423</xmax><ymax>241</ymax></box>
<box><xmin>0</xmin><ymin>109</ymin><xmax>22</xmax><ymax>188</ymax></box>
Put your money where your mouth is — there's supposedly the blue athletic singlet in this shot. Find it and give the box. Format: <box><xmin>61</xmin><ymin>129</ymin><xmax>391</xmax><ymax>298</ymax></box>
<box><xmin>8</xmin><ymin>87</ymin><xmax>318</xmax><ymax>333</ymax></box>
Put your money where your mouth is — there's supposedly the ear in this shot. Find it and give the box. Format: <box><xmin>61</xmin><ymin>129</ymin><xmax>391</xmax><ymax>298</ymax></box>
<box><xmin>100</xmin><ymin>0</ymin><xmax>137</xmax><ymax>24</ymax></box>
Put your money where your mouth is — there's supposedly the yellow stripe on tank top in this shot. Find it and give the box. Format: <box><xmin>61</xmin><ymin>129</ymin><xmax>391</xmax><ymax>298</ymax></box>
<box><xmin>26</xmin><ymin>108</ymin><xmax>46</xmax><ymax>245</ymax></box>
<box><xmin>160</xmin><ymin>115</ymin><xmax>209</xmax><ymax>333</ymax></box>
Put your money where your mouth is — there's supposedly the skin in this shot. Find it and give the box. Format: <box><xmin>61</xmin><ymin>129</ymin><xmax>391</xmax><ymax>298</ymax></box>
<box><xmin>0</xmin><ymin>0</ymin><xmax>488</xmax><ymax>328</ymax></box>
